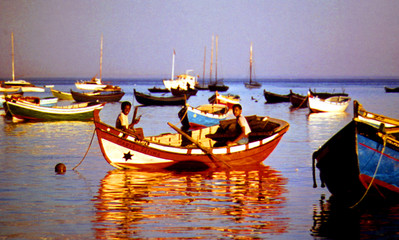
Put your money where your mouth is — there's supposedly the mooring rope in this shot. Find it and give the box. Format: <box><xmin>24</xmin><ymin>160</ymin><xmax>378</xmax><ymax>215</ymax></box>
<box><xmin>72</xmin><ymin>128</ymin><xmax>96</xmax><ymax>171</ymax></box>
<box><xmin>350</xmin><ymin>135</ymin><xmax>387</xmax><ymax>208</ymax></box>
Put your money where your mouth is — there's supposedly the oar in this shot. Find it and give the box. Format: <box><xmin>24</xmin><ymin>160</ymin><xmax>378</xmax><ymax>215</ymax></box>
<box><xmin>167</xmin><ymin>122</ymin><xmax>231</xmax><ymax>169</ymax></box>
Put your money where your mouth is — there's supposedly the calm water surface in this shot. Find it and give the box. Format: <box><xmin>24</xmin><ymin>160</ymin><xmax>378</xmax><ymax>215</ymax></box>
<box><xmin>0</xmin><ymin>79</ymin><xmax>398</xmax><ymax>239</ymax></box>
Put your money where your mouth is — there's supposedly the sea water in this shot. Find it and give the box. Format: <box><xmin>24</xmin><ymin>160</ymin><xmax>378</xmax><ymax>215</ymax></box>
<box><xmin>0</xmin><ymin>78</ymin><xmax>398</xmax><ymax>239</ymax></box>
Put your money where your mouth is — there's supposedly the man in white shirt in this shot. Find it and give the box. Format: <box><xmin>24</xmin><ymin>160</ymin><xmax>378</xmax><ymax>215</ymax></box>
<box><xmin>227</xmin><ymin>104</ymin><xmax>251</xmax><ymax>146</ymax></box>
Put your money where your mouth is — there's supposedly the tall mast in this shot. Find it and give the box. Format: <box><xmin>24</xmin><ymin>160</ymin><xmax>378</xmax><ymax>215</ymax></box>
<box><xmin>209</xmin><ymin>35</ymin><xmax>214</xmax><ymax>83</ymax></box>
<box><xmin>202</xmin><ymin>46</ymin><xmax>206</xmax><ymax>86</ymax></box>
<box><xmin>100</xmin><ymin>33</ymin><xmax>103</xmax><ymax>82</ymax></box>
<box><xmin>171</xmin><ymin>49</ymin><xmax>175</xmax><ymax>81</ymax></box>
<box><xmin>249</xmin><ymin>42</ymin><xmax>253</xmax><ymax>84</ymax></box>
<box><xmin>215</xmin><ymin>35</ymin><xmax>218</xmax><ymax>84</ymax></box>
<box><xmin>11</xmin><ymin>32</ymin><xmax>15</xmax><ymax>82</ymax></box>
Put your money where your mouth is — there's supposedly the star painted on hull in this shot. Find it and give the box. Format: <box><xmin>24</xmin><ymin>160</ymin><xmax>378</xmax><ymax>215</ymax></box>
<box><xmin>123</xmin><ymin>151</ymin><xmax>133</xmax><ymax>161</ymax></box>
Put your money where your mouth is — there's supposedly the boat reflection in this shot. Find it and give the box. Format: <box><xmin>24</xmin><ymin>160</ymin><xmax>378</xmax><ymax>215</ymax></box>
<box><xmin>307</xmin><ymin>112</ymin><xmax>351</xmax><ymax>148</ymax></box>
<box><xmin>92</xmin><ymin>164</ymin><xmax>288</xmax><ymax>239</ymax></box>
<box><xmin>311</xmin><ymin>195</ymin><xmax>399</xmax><ymax>239</ymax></box>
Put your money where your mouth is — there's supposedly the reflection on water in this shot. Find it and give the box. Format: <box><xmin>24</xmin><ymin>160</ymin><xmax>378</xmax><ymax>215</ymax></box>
<box><xmin>92</xmin><ymin>165</ymin><xmax>288</xmax><ymax>239</ymax></box>
<box><xmin>307</xmin><ymin>112</ymin><xmax>352</xmax><ymax>149</ymax></box>
<box><xmin>311</xmin><ymin>195</ymin><xmax>399</xmax><ymax>239</ymax></box>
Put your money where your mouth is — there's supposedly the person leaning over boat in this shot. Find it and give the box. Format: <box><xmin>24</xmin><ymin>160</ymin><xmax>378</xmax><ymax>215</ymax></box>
<box><xmin>116</xmin><ymin>101</ymin><xmax>143</xmax><ymax>139</ymax></box>
<box><xmin>227</xmin><ymin>104</ymin><xmax>251</xmax><ymax>146</ymax></box>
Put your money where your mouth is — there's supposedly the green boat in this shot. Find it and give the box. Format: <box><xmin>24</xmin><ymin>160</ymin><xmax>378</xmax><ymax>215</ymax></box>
<box><xmin>4</xmin><ymin>98</ymin><xmax>104</xmax><ymax>121</ymax></box>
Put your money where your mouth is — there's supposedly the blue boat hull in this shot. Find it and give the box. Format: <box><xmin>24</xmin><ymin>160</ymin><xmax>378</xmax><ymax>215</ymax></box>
<box><xmin>186</xmin><ymin>109</ymin><xmax>226</xmax><ymax>129</ymax></box>
<box><xmin>358</xmin><ymin>134</ymin><xmax>399</xmax><ymax>196</ymax></box>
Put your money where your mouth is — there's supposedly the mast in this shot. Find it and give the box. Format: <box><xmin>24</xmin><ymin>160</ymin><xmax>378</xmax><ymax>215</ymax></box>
<box><xmin>11</xmin><ymin>32</ymin><xmax>15</xmax><ymax>82</ymax></box>
<box><xmin>202</xmin><ymin>46</ymin><xmax>206</xmax><ymax>86</ymax></box>
<box><xmin>215</xmin><ymin>35</ymin><xmax>218</xmax><ymax>84</ymax></box>
<box><xmin>171</xmin><ymin>49</ymin><xmax>175</xmax><ymax>81</ymax></box>
<box><xmin>100</xmin><ymin>33</ymin><xmax>103</xmax><ymax>82</ymax></box>
<box><xmin>209</xmin><ymin>35</ymin><xmax>214</xmax><ymax>84</ymax></box>
<box><xmin>249</xmin><ymin>42</ymin><xmax>253</xmax><ymax>84</ymax></box>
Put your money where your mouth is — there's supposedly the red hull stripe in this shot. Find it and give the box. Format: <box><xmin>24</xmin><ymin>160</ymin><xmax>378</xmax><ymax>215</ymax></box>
<box><xmin>359</xmin><ymin>142</ymin><xmax>399</xmax><ymax>162</ymax></box>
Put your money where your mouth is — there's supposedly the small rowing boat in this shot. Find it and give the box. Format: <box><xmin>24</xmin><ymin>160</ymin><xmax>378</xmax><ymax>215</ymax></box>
<box><xmin>94</xmin><ymin>110</ymin><xmax>289</xmax><ymax>171</ymax></box>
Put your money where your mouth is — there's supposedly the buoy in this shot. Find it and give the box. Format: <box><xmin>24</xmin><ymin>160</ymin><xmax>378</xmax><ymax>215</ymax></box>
<box><xmin>55</xmin><ymin>163</ymin><xmax>66</xmax><ymax>174</ymax></box>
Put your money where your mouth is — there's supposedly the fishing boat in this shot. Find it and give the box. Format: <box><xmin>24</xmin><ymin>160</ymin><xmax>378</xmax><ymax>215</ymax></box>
<box><xmin>4</xmin><ymin>98</ymin><xmax>104</xmax><ymax>121</ymax></box>
<box><xmin>313</xmin><ymin>101</ymin><xmax>399</xmax><ymax>206</ymax></box>
<box><xmin>308</xmin><ymin>89</ymin><xmax>351</xmax><ymax>113</ymax></box>
<box><xmin>148</xmin><ymin>87</ymin><xmax>170</xmax><ymax>93</ymax></box>
<box><xmin>93</xmin><ymin>109</ymin><xmax>289</xmax><ymax>170</ymax></box>
<box><xmin>162</xmin><ymin>50</ymin><xmax>198</xmax><ymax>91</ymax></box>
<box><xmin>208</xmin><ymin>35</ymin><xmax>229</xmax><ymax>92</ymax></box>
<box><xmin>263</xmin><ymin>90</ymin><xmax>291</xmax><ymax>103</ymax></box>
<box><xmin>170</xmin><ymin>87</ymin><xmax>198</xmax><ymax>97</ymax></box>
<box><xmin>51</xmin><ymin>88</ymin><xmax>74</xmax><ymax>100</ymax></box>
<box><xmin>384</xmin><ymin>86</ymin><xmax>399</xmax><ymax>92</ymax></box>
<box><xmin>244</xmin><ymin>42</ymin><xmax>262</xmax><ymax>89</ymax></box>
<box><xmin>134</xmin><ymin>89</ymin><xmax>189</xmax><ymax>106</ymax></box>
<box><xmin>178</xmin><ymin>103</ymin><xmax>230</xmax><ymax>130</ymax></box>
<box><xmin>289</xmin><ymin>90</ymin><xmax>308</xmax><ymax>108</ymax></box>
<box><xmin>208</xmin><ymin>91</ymin><xmax>240</xmax><ymax>109</ymax></box>
<box><xmin>71</xmin><ymin>90</ymin><xmax>125</xmax><ymax>103</ymax></box>
<box><xmin>3</xmin><ymin>33</ymin><xmax>43</xmax><ymax>92</ymax></box>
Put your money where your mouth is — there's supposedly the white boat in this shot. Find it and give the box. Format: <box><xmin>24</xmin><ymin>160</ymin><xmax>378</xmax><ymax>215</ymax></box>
<box><xmin>162</xmin><ymin>50</ymin><xmax>197</xmax><ymax>90</ymax></box>
<box><xmin>3</xmin><ymin>33</ymin><xmax>43</xmax><ymax>92</ymax></box>
<box><xmin>20</xmin><ymin>86</ymin><xmax>45</xmax><ymax>92</ymax></box>
<box><xmin>308</xmin><ymin>90</ymin><xmax>351</xmax><ymax>112</ymax></box>
<box><xmin>75</xmin><ymin>34</ymin><xmax>108</xmax><ymax>91</ymax></box>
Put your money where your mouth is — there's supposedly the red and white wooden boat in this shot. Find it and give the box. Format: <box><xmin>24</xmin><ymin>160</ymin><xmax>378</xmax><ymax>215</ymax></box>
<box><xmin>94</xmin><ymin>110</ymin><xmax>289</xmax><ymax>170</ymax></box>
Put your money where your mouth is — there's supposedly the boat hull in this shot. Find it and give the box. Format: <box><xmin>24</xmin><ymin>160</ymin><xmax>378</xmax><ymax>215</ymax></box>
<box><xmin>182</xmin><ymin>104</ymin><xmax>229</xmax><ymax>129</ymax></box>
<box><xmin>71</xmin><ymin>90</ymin><xmax>125</xmax><ymax>103</ymax></box>
<box><xmin>313</xmin><ymin>103</ymin><xmax>399</xmax><ymax>205</ymax></box>
<box><xmin>94</xmin><ymin>111</ymin><xmax>289</xmax><ymax>171</ymax></box>
<box><xmin>308</xmin><ymin>92</ymin><xmax>350</xmax><ymax>112</ymax></box>
<box><xmin>51</xmin><ymin>89</ymin><xmax>74</xmax><ymax>100</ymax></box>
<box><xmin>5</xmin><ymin>100</ymin><xmax>104</xmax><ymax>121</ymax></box>
<box><xmin>134</xmin><ymin>89</ymin><xmax>188</xmax><ymax>106</ymax></box>
<box><xmin>264</xmin><ymin>90</ymin><xmax>290</xmax><ymax>103</ymax></box>
<box><xmin>75</xmin><ymin>82</ymin><xmax>107</xmax><ymax>90</ymax></box>
<box><xmin>289</xmin><ymin>91</ymin><xmax>308</xmax><ymax>108</ymax></box>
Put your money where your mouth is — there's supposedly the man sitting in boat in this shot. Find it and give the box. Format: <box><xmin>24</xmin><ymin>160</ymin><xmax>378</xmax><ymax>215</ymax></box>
<box><xmin>227</xmin><ymin>104</ymin><xmax>251</xmax><ymax>146</ymax></box>
<box><xmin>116</xmin><ymin>101</ymin><xmax>143</xmax><ymax>139</ymax></box>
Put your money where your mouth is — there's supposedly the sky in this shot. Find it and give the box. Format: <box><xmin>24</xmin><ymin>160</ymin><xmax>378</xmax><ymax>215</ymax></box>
<box><xmin>1</xmin><ymin>0</ymin><xmax>399</xmax><ymax>79</ymax></box>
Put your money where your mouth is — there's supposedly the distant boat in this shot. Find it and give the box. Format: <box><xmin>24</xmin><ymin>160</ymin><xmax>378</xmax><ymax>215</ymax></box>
<box><xmin>170</xmin><ymin>87</ymin><xmax>198</xmax><ymax>97</ymax></box>
<box><xmin>208</xmin><ymin>91</ymin><xmax>240</xmax><ymax>109</ymax></box>
<box><xmin>208</xmin><ymin>35</ymin><xmax>229</xmax><ymax>92</ymax></box>
<box><xmin>51</xmin><ymin>88</ymin><xmax>74</xmax><ymax>100</ymax></box>
<box><xmin>75</xmin><ymin>34</ymin><xmax>119</xmax><ymax>91</ymax></box>
<box><xmin>313</xmin><ymin>101</ymin><xmax>399</xmax><ymax>206</ymax></box>
<box><xmin>263</xmin><ymin>90</ymin><xmax>291</xmax><ymax>103</ymax></box>
<box><xmin>148</xmin><ymin>87</ymin><xmax>170</xmax><ymax>93</ymax></box>
<box><xmin>308</xmin><ymin>89</ymin><xmax>350</xmax><ymax>113</ymax></box>
<box><xmin>195</xmin><ymin>46</ymin><xmax>209</xmax><ymax>90</ymax></box>
<box><xmin>134</xmin><ymin>89</ymin><xmax>189</xmax><ymax>106</ymax></box>
<box><xmin>178</xmin><ymin>103</ymin><xmax>229</xmax><ymax>130</ymax></box>
<box><xmin>3</xmin><ymin>33</ymin><xmax>43</xmax><ymax>92</ymax></box>
<box><xmin>71</xmin><ymin>90</ymin><xmax>125</xmax><ymax>103</ymax></box>
<box><xmin>244</xmin><ymin>42</ymin><xmax>261</xmax><ymax>89</ymax></box>
<box><xmin>384</xmin><ymin>86</ymin><xmax>399</xmax><ymax>92</ymax></box>
<box><xmin>162</xmin><ymin>50</ymin><xmax>198</xmax><ymax>91</ymax></box>
<box><xmin>4</xmin><ymin>98</ymin><xmax>104</xmax><ymax>121</ymax></box>
<box><xmin>289</xmin><ymin>90</ymin><xmax>308</xmax><ymax>108</ymax></box>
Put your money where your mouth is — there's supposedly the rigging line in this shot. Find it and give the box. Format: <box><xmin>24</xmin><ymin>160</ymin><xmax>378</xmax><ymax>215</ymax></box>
<box><xmin>73</xmin><ymin>128</ymin><xmax>96</xmax><ymax>171</ymax></box>
<box><xmin>350</xmin><ymin>135</ymin><xmax>387</xmax><ymax>208</ymax></box>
